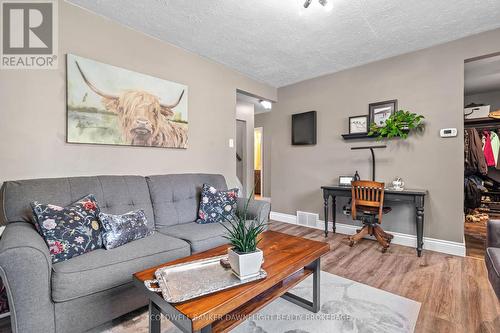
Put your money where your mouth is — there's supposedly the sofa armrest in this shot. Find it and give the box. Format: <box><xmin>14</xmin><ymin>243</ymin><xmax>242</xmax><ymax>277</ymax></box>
<box><xmin>487</xmin><ymin>219</ymin><xmax>500</xmax><ymax>249</ymax></box>
<box><xmin>0</xmin><ymin>222</ymin><xmax>55</xmax><ymax>333</ymax></box>
<box><xmin>237</xmin><ymin>198</ymin><xmax>271</xmax><ymax>225</ymax></box>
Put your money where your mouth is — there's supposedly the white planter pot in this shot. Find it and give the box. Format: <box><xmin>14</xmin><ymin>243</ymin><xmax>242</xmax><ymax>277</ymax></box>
<box><xmin>227</xmin><ymin>248</ymin><xmax>263</xmax><ymax>280</ymax></box>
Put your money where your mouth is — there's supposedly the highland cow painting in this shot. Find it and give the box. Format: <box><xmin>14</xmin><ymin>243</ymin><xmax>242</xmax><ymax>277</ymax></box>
<box><xmin>67</xmin><ymin>54</ymin><xmax>188</xmax><ymax>148</ymax></box>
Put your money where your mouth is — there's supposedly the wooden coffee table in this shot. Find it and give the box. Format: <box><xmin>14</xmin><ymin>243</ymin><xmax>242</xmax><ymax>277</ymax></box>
<box><xmin>133</xmin><ymin>230</ymin><xmax>330</xmax><ymax>333</ymax></box>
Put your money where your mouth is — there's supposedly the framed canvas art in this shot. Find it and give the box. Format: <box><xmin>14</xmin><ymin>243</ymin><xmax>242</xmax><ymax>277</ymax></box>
<box><xmin>349</xmin><ymin>115</ymin><xmax>368</xmax><ymax>134</ymax></box>
<box><xmin>369</xmin><ymin>100</ymin><xmax>397</xmax><ymax>127</ymax></box>
<box><xmin>66</xmin><ymin>54</ymin><xmax>188</xmax><ymax>148</ymax></box>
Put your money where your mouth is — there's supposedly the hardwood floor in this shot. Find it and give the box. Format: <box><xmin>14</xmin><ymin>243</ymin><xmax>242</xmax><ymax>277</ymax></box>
<box><xmin>0</xmin><ymin>221</ymin><xmax>498</xmax><ymax>333</ymax></box>
<box><xmin>269</xmin><ymin>221</ymin><xmax>500</xmax><ymax>333</ymax></box>
<box><xmin>465</xmin><ymin>218</ymin><xmax>487</xmax><ymax>259</ymax></box>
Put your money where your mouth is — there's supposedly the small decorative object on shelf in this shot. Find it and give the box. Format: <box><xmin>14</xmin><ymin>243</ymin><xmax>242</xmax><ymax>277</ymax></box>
<box><xmin>339</xmin><ymin>176</ymin><xmax>354</xmax><ymax>186</ymax></box>
<box><xmin>368</xmin><ymin>110</ymin><xmax>424</xmax><ymax>140</ymax></box>
<box><xmin>353</xmin><ymin>171</ymin><xmax>361</xmax><ymax>181</ymax></box>
<box><xmin>369</xmin><ymin>100</ymin><xmax>398</xmax><ymax>127</ymax></box>
<box><xmin>391</xmin><ymin>177</ymin><xmax>405</xmax><ymax>191</ymax></box>
<box><xmin>349</xmin><ymin>115</ymin><xmax>368</xmax><ymax>134</ymax></box>
<box><xmin>221</xmin><ymin>196</ymin><xmax>267</xmax><ymax>280</ymax></box>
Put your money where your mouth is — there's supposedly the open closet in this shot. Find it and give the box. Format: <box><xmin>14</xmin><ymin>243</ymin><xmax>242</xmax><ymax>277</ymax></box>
<box><xmin>464</xmin><ymin>54</ymin><xmax>500</xmax><ymax>258</ymax></box>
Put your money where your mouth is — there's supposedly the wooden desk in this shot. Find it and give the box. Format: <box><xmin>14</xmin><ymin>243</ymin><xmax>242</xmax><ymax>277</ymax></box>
<box><xmin>321</xmin><ymin>185</ymin><xmax>427</xmax><ymax>257</ymax></box>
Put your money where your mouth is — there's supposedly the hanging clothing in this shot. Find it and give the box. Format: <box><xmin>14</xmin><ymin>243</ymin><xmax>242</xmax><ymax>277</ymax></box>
<box><xmin>464</xmin><ymin>177</ymin><xmax>482</xmax><ymax>209</ymax></box>
<box><xmin>465</xmin><ymin>128</ymin><xmax>488</xmax><ymax>175</ymax></box>
<box><xmin>491</xmin><ymin>131</ymin><xmax>500</xmax><ymax>165</ymax></box>
<box><xmin>483</xmin><ymin>130</ymin><xmax>496</xmax><ymax>167</ymax></box>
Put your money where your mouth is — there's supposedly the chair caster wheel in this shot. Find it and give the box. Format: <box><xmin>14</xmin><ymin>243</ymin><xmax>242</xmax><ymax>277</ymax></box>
<box><xmin>386</xmin><ymin>238</ymin><xmax>392</xmax><ymax>244</ymax></box>
<box><xmin>381</xmin><ymin>247</ymin><xmax>388</xmax><ymax>253</ymax></box>
<box><xmin>349</xmin><ymin>240</ymin><xmax>355</xmax><ymax>247</ymax></box>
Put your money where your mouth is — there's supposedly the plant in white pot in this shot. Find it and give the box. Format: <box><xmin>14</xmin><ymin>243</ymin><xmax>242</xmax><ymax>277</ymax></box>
<box><xmin>221</xmin><ymin>197</ymin><xmax>267</xmax><ymax>280</ymax></box>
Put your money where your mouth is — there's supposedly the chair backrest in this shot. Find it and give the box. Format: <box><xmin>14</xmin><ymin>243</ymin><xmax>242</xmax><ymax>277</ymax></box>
<box><xmin>351</xmin><ymin>180</ymin><xmax>385</xmax><ymax>222</ymax></box>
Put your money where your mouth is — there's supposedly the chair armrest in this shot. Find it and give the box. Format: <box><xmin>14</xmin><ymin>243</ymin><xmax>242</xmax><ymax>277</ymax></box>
<box><xmin>0</xmin><ymin>222</ymin><xmax>55</xmax><ymax>333</ymax></box>
<box><xmin>237</xmin><ymin>198</ymin><xmax>271</xmax><ymax>225</ymax></box>
<box><xmin>487</xmin><ymin>219</ymin><xmax>500</xmax><ymax>249</ymax></box>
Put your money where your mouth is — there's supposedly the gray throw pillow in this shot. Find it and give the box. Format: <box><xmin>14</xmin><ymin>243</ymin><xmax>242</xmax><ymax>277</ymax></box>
<box><xmin>98</xmin><ymin>209</ymin><xmax>153</xmax><ymax>249</ymax></box>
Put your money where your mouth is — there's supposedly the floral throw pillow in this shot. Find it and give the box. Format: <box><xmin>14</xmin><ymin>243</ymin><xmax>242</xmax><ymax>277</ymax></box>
<box><xmin>197</xmin><ymin>184</ymin><xmax>239</xmax><ymax>224</ymax></box>
<box><xmin>31</xmin><ymin>194</ymin><xmax>102</xmax><ymax>263</ymax></box>
<box><xmin>98</xmin><ymin>209</ymin><xmax>153</xmax><ymax>250</ymax></box>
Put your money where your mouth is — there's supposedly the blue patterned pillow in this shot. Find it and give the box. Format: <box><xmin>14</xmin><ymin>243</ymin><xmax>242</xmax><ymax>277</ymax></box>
<box><xmin>31</xmin><ymin>194</ymin><xmax>102</xmax><ymax>263</ymax></box>
<box><xmin>98</xmin><ymin>210</ymin><xmax>153</xmax><ymax>249</ymax></box>
<box><xmin>197</xmin><ymin>184</ymin><xmax>239</xmax><ymax>224</ymax></box>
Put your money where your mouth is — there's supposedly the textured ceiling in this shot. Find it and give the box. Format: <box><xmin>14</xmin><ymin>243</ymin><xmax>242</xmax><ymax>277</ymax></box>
<box><xmin>68</xmin><ymin>0</ymin><xmax>500</xmax><ymax>87</ymax></box>
<box><xmin>465</xmin><ymin>55</ymin><xmax>500</xmax><ymax>95</ymax></box>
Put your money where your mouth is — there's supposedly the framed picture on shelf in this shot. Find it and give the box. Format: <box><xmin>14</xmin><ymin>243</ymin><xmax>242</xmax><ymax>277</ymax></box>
<box><xmin>369</xmin><ymin>100</ymin><xmax>398</xmax><ymax>127</ymax></box>
<box><xmin>349</xmin><ymin>115</ymin><xmax>368</xmax><ymax>134</ymax></box>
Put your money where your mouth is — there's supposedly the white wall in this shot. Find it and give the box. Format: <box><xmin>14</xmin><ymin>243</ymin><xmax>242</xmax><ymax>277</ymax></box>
<box><xmin>257</xmin><ymin>28</ymin><xmax>500</xmax><ymax>243</ymax></box>
<box><xmin>0</xmin><ymin>1</ymin><xmax>276</xmax><ymax>186</ymax></box>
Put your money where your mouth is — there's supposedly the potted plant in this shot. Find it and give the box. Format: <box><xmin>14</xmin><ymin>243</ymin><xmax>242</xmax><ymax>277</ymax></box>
<box><xmin>221</xmin><ymin>197</ymin><xmax>267</xmax><ymax>280</ymax></box>
<box><xmin>368</xmin><ymin>110</ymin><xmax>424</xmax><ymax>140</ymax></box>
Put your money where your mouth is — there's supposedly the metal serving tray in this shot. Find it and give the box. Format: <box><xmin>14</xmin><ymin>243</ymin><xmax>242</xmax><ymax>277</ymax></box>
<box><xmin>144</xmin><ymin>255</ymin><xmax>267</xmax><ymax>303</ymax></box>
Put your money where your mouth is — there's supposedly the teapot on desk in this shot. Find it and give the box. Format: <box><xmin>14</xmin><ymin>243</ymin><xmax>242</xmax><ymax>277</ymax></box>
<box><xmin>392</xmin><ymin>177</ymin><xmax>405</xmax><ymax>191</ymax></box>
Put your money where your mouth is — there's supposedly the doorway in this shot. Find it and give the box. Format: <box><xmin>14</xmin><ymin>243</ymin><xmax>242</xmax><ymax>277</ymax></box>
<box><xmin>236</xmin><ymin>119</ymin><xmax>247</xmax><ymax>195</ymax></box>
<box><xmin>463</xmin><ymin>53</ymin><xmax>500</xmax><ymax>258</ymax></box>
<box><xmin>254</xmin><ymin>127</ymin><xmax>263</xmax><ymax>199</ymax></box>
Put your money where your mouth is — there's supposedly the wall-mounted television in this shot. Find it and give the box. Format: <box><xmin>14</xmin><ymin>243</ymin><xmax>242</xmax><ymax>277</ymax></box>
<box><xmin>292</xmin><ymin>111</ymin><xmax>317</xmax><ymax>145</ymax></box>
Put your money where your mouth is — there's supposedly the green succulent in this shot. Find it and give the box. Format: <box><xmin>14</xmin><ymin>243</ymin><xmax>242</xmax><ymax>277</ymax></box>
<box><xmin>220</xmin><ymin>193</ymin><xmax>267</xmax><ymax>253</ymax></box>
<box><xmin>368</xmin><ymin>110</ymin><xmax>424</xmax><ymax>140</ymax></box>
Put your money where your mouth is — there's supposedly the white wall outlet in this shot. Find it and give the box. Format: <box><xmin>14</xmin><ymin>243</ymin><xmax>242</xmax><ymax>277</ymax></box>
<box><xmin>440</xmin><ymin>128</ymin><xmax>457</xmax><ymax>138</ymax></box>
<box><xmin>229</xmin><ymin>138</ymin><xmax>234</xmax><ymax>148</ymax></box>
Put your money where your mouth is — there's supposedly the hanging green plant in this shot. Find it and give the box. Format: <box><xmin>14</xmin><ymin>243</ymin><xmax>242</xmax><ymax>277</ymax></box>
<box><xmin>368</xmin><ymin>110</ymin><xmax>424</xmax><ymax>140</ymax></box>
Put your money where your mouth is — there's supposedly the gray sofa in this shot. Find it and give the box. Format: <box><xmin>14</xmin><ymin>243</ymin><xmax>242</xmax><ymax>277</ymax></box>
<box><xmin>0</xmin><ymin>174</ymin><xmax>270</xmax><ymax>333</ymax></box>
<box><xmin>486</xmin><ymin>219</ymin><xmax>500</xmax><ymax>299</ymax></box>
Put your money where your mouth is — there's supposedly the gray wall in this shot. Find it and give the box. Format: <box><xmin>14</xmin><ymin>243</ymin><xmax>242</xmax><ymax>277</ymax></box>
<box><xmin>0</xmin><ymin>1</ymin><xmax>276</xmax><ymax>186</ymax></box>
<box><xmin>259</xmin><ymin>28</ymin><xmax>500</xmax><ymax>243</ymax></box>
<box><xmin>236</xmin><ymin>102</ymin><xmax>255</xmax><ymax>197</ymax></box>
<box><xmin>465</xmin><ymin>90</ymin><xmax>500</xmax><ymax>111</ymax></box>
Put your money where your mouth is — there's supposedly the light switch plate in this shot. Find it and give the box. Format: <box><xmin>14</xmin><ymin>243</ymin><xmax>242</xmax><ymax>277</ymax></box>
<box><xmin>229</xmin><ymin>139</ymin><xmax>234</xmax><ymax>148</ymax></box>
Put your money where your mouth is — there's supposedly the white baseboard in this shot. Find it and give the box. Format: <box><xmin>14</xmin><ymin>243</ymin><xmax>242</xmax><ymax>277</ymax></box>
<box><xmin>270</xmin><ymin>211</ymin><xmax>466</xmax><ymax>257</ymax></box>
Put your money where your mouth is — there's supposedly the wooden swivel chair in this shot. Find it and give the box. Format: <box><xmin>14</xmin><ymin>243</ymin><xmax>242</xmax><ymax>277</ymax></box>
<box><xmin>349</xmin><ymin>180</ymin><xmax>393</xmax><ymax>252</ymax></box>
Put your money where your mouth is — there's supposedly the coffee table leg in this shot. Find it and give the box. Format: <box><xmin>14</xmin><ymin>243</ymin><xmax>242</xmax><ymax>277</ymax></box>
<box><xmin>281</xmin><ymin>258</ymin><xmax>321</xmax><ymax>313</ymax></box>
<box><xmin>195</xmin><ymin>325</ymin><xmax>213</xmax><ymax>333</ymax></box>
<box><xmin>149</xmin><ymin>300</ymin><xmax>161</xmax><ymax>333</ymax></box>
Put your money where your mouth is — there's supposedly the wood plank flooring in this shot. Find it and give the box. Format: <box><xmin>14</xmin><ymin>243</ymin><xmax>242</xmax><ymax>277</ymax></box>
<box><xmin>0</xmin><ymin>221</ymin><xmax>499</xmax><ymax>333</ymax></box>
<box><xmin>269</xmin><ymin>221</ymin><xmax>500</xmax><ymax>333</ymax></box>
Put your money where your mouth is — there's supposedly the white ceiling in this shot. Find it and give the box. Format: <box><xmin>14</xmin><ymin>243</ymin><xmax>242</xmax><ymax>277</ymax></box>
<box><xmin>465</xmin><ymin>55</ymin><xmax>500</xmax><ymax>95</ymax></box>
<box><xmin>69</xmin><ymin>0</ymin><xmax>500</xmax><ymax>87</ymax></box>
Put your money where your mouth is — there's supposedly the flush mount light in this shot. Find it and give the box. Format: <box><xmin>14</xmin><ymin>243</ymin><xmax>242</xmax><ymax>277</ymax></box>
<box><xmin>304</xmin><ymin>0</ymin><xmax>332</xmax><ymax>10</ymax></box>
<box><xmin>259</xmin><ymin>100</ymin><xmax>272</xmax><ymax>110</ymax></box>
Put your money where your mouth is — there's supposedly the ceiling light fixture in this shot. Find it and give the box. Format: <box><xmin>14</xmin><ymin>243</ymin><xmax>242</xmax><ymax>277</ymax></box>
<box><xmin>259</xmin><ymin>100</ymin><xmax>272</xmax><ymax>110</ymax></box>
<box><xmin>303</xmin><ymin>0</ymin><xmax>333</xmax><ymax>11</ymax></box>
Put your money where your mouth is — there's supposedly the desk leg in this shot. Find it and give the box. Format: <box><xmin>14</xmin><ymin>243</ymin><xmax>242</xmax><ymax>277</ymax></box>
<box><xmin>332</xmin><ymin>196</ymin><xmax>336</xmax><ymax>234</ymax></box>
<box><xmin>323</xmin><ymin>194</ymin><xmax>329</xmax><ymax>237</ymax></box>
<box><xmin>416</xmin><ymin>198</ymin><xmax>425</xmax><ymax>257</ymax></box>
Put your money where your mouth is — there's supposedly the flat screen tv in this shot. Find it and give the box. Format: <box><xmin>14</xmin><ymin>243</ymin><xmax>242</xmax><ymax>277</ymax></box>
<box><xmin>292</xmin><ymin>111</ymin><xmax>317</xmax><ymax>145</ymax></box>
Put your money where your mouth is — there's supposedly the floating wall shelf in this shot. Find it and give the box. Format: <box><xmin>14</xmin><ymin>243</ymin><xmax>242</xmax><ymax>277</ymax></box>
<box><xmin>341</xmin><ymin>133</ymin><xmax>376</xmax><ymax>140</ymax></box>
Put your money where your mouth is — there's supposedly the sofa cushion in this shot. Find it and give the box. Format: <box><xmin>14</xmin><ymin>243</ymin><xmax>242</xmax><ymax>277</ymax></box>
<box><xmin>197</xmin><ymin>184</ymin><xmax>239</xmax><ymax>224</ymax></box>
<box><xmin>51</xmin><ymin>232</ymin><xmax>190</xmax><ymax>302</ymax></box>
<box><xmin>1</xmin><ymin>176</ymin><xmax>155</xmax><ymax>231</ymax></box>
<box><xmin>32</xmin><ymin>194</ymin><xmax>103</xmax><ymax>263</ymax></box>
<box><xmin>159</xmin><ymin>221</ymin><xmax>259</xmax><ymax>253</ymax></box>
<box><xmin>99</xmin><ymin>209</ymin><xmax>152</xmax><ymax>249</ymax></box>
<box><xmin>146</xmin><ymin>174</ymin><xmax>227</xmax><ymax>228</ymax></box>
